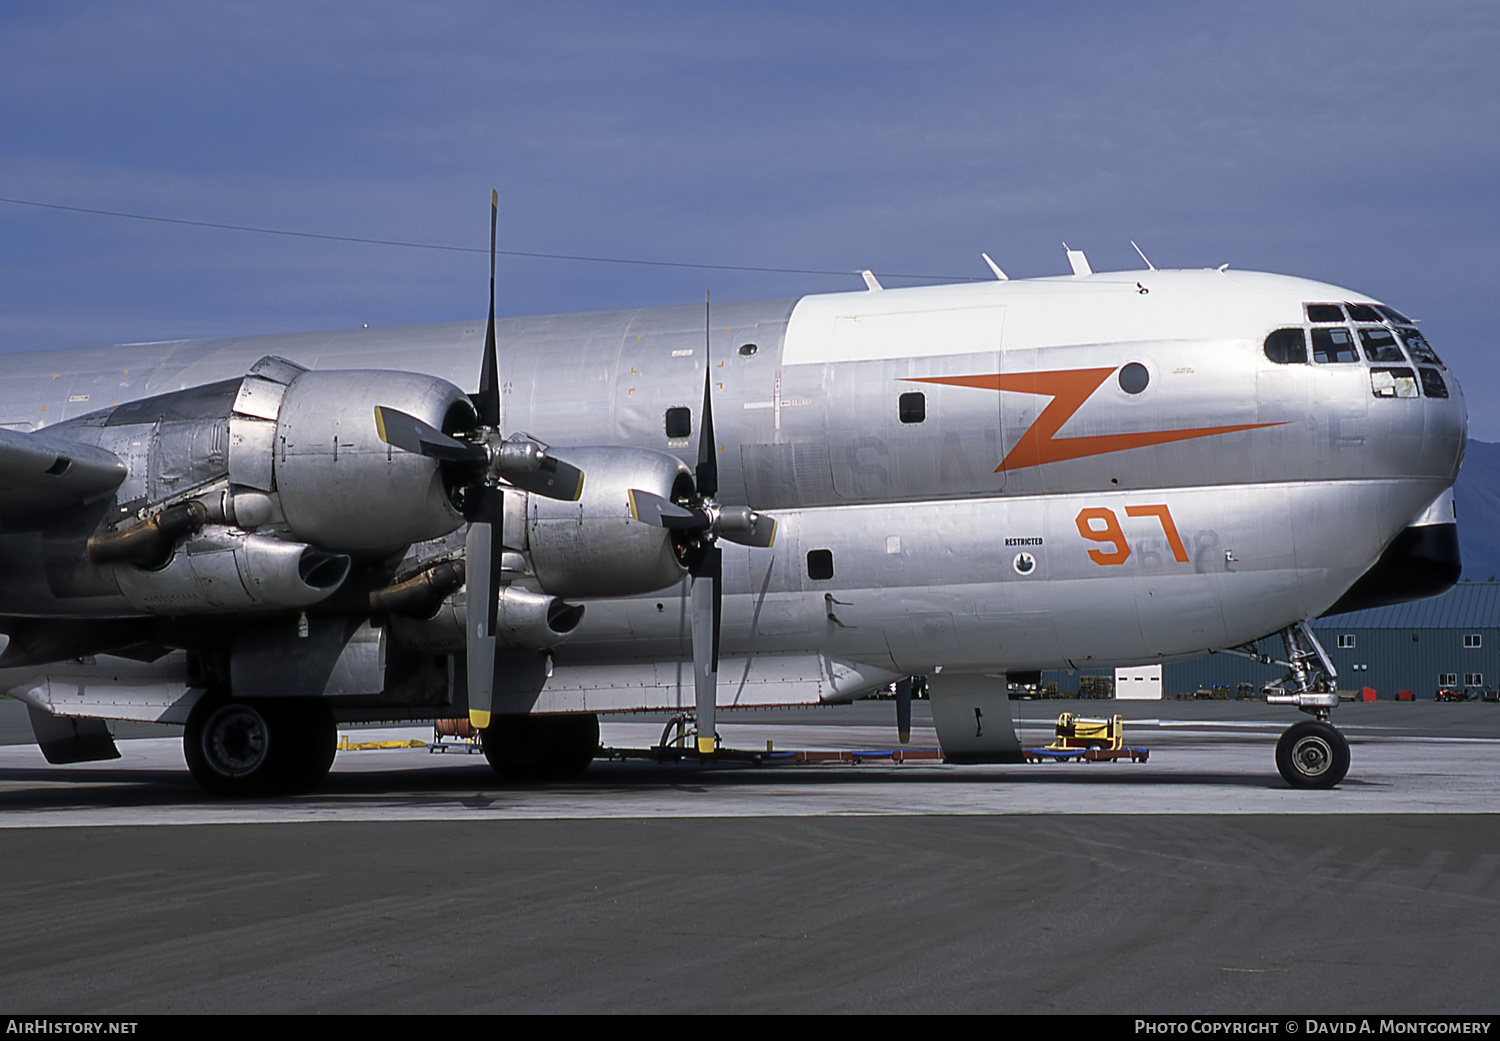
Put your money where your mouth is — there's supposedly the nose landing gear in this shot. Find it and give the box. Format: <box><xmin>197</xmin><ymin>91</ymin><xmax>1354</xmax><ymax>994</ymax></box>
<box><xmin>1266</xmin><ymin>621</ymin><xmax>1347</xmax><ymax>788</ymax></box>
<box><xmin>1229</xmin><ymin>620</ymin><xmax>1349</xmax><ymax>789</ymax></box>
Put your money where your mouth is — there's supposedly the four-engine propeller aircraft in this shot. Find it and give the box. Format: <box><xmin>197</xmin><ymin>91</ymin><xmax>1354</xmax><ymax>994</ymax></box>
<box><xmin>0</xmin><ymin>201</ymin><xmax>1465</xmax><ymax>793</ymax></box>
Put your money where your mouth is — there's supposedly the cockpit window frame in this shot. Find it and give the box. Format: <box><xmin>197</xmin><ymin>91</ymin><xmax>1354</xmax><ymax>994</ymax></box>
<box><xmin>1371</xmin><ymin>366</ymin><xmax>1419</xmax><ymax>399</ymax></box>
<box><xmin>1398</xmin><ymin>327</ymin><xmax>1442</xmax><ymax>367</ymax></box>
<box><xmin>1264</xmin><ymin>328</ymin><xmax>1308</xmax><ymax>364</ymax></box>
<box><xmin>1311</xmin><ymin>326</ymin><xmax>1358</xmax><ymax>364</ymax></box>
<box><xmin>1305</xmin><ymin>303</ymin><xmax>1346</xmax><ymax>323</ymax></box>
<box><xmin>1357</xmin><ymin>326</ymin><xmax>1407</xmax><ymax>364</ymax></box>
<box><xmin>1273</xmin><ymin>302</ymin><xmax>1449</xmax><ymax>398</ymax></box>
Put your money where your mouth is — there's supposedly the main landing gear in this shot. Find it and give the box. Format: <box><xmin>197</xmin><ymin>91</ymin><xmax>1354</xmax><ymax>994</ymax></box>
<box><xmin>183</xmin><ymin>693</ymin><xmax>337</xmax><ymax>796</ymax></box>
<box><xmin>182</xmin><ymin>697</ymin><xmax>599</xmax><ymax>794</ymax></box>
<box><xmin>1232</xmin><ymin>620</ymin><xmax>1350</xmax><ymax>789</ymax></box>
<box><xmin>480</xmin><ymin>713</ymin><xmax>600</xmax><ymax>780</ymax></box>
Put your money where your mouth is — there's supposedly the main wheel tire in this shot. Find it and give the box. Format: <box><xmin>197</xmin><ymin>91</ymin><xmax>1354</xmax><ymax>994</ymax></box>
<box><xmin>184</xmin><ymin>695</ymin><xmax>336</xmax><ymax>797</ymax></box>
<box><xmin>284</xmin><ymin>701</ymin><xmax>338</xmax><ymax>792</ymax></box>
<box><xmin>1275</xmin><ymin>720</ymin><xmax>1350</xmax><ymax>789</ymax></box>
<box><xmin>481</xmin><ymin>713</ymin><xmax>600</xmax><ymax>781</ymax></box>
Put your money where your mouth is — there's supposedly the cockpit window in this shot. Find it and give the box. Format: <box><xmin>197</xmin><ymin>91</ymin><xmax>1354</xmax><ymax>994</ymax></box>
<box><xmin>1306</xmin><ymin>303</ymin><xmax>1345</xmax><ymax>323</ymax></box>
<box><xmin>1398</xmin><ymin>328</ymin><xmax>1442</xmax><ymax>366</ymax></box>
<box><xmin>1346</xmin><ymin>303</ymin><xmax>1383</xmax><ymax>323</ymax></box>
<box><xmin>1377</xmin><ymin>304</ymin><xmax>1414</xmax><ymax>324</ymax></box>
<box><xmin>1358</xmin><ymin>327</ymin><xmax>1406</xmax><ymax>363</ymax></box>
<box><xmin>1264</xmin><ymin>328</ymin><xmax>1307</xmax><ymax>364</ymax></box>
<box><xmin>1311</xmin><ymin>327</ymin><xmax>1358</xmax><ymax>363</ymax></box>
<box><xmin>1371</xmin><ymin>367</ymin><xmax>1419</xmax><ymax>399</ymax></box>
<box><xmin>1420</xmin><ymin>368</ymin><xmax>1449</xmax><ymax>398</ymax></box>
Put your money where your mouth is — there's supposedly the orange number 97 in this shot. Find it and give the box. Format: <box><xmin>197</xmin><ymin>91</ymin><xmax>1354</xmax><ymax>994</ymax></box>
<box><xmin>1075</xmin><ymin>507</ymin><xmax>1130</xmax><ymax>565</ymax></box>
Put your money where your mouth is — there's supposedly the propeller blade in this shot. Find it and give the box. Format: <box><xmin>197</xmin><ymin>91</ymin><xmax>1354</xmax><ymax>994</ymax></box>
<box><xmin>691</xmin><ymin>543</ymin><xmax>722</xmax><ymax>755</ymax></box>
<box><xmin>462</xmin><ymin>194</ymin><xmax>585</xmax><ymax>503</ymax></box>
<box><xmin>464</xmin><ymin>489</ymin><xmax>505</xmax><ymax>729</ymax></box>
<box><xmin>895</xmin><ymin>677</ymin><xmax>913</xmax><ymax>745</ymax></box>
<box><xmin>627</xmin><ymin>488</ymin><xmax>707</xmax><ymax>530</ymax></box>
<box><xmin>475</xmin><ymin>189</ymin><xmax>501</xmax><ymax>428</ymax></box>
<box><xmin>503</xmin><ymin>456</ymin><xmax>585</xmax><ymax>502</ymax></box>
<box><xmin>373</xmin><ymin>406</ymin><xmax>486</xmax><ymax>464</ymax></box>
<box><xmin>695</xmin><ymin>290</ymin><xmax>718</xmax><ymax>499</ymax></box>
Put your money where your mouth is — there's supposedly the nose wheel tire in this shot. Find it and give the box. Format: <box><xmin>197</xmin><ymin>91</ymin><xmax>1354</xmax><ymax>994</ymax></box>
<box><xmin>1275</xmin><ymin>720</ymin><xmax>1350</xmax><ymax>789</ymax></box>
<box><xmin>184</xmin><ymin>695</ymin><xmax>337</xmax><ymax>796</ymax></box>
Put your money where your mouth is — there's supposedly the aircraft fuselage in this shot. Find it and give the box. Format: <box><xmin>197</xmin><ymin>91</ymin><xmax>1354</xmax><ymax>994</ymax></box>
<box><xmin>0</xmin><ymin>267</ymin><xmax>1465</xmax><ymax>736</ymax></box>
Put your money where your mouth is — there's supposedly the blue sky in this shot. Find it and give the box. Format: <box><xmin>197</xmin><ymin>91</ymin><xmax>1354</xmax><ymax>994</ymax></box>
<box><xmin>3</xmin><ymin>1</ymin><xmax>1498</xmax><ymax>434</ymax></box>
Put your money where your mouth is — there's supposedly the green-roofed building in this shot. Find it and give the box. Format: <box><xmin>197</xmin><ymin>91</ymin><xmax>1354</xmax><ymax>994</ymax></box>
<box><xmin>1040</xmin><ymin>581</ymin><xmax>1500</xmax><ymax>700</ymax></box>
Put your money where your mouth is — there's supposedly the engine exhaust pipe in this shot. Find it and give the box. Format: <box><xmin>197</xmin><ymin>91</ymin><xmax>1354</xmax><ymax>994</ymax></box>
<box><xmin>368</xmin><ymin>560</ymin><xmax>466</xmax><ymax>618</ymax></box>
<box><xmin>87</xmin><ymin>501</ymin><xmax>208</xmax><ymax>567</ymax></box>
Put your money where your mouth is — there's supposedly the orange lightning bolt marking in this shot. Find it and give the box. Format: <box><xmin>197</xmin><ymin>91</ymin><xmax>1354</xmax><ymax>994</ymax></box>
<box><xmin>905</xmin><ymin>367</ymin><xmax>1285</xmax><ymax>473</ymax></box>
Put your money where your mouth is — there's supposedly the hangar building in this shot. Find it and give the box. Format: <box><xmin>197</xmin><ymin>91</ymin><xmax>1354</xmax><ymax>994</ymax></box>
<box><xmin>1043</xmin><ymin>581</ymin><xmax>1500</xmax><ymax>700</ymax></box>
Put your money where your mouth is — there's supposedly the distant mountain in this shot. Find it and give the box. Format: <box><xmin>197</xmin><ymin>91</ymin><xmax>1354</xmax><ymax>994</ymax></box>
<box><xmin>1455</xmin><ymin>439</ymin><xmax>1500</xmax><ymax>581</ymax></box>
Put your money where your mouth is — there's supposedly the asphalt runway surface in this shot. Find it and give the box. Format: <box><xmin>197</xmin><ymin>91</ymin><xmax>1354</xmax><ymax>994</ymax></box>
<box><xmin>1</xmin><ymin>697</ymin><xmax>1498</xmax><ymax>1014</ymax></box>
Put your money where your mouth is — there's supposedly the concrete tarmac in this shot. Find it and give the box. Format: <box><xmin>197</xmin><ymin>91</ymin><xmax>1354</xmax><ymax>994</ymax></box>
<box><xmin>1</xmin><ymin>697</ymin><xmax>1497</xmax><ymax>1014</ymax></box>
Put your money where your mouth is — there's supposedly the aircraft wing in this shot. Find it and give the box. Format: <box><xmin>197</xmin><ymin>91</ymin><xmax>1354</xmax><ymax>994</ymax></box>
<box><xmin>0</xmin><ymin>426</ymin><xmax>127</xmax><ymax>519</ymax></box>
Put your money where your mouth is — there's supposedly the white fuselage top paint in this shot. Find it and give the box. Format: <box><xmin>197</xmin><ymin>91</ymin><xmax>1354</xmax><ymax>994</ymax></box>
<box><xmin>782</xmin><ymin>268</ymin><xmax>1369</xmax><ymax>366</ymax></box>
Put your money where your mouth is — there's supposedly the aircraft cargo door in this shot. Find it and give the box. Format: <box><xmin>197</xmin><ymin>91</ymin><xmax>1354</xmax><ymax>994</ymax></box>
<box><xmin>819</xmin><ymin>304</ymin><xmax>1007</xmax><ymax>502</ymax></box>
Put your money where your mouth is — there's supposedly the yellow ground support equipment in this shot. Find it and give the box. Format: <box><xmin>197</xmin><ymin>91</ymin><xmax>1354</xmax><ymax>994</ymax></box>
<box><xmin>1046</xmin><ymin>713</ymin><xmax>1124</xmax><ymax>752</ymax></box>
<box><xmin>1023</xmin><ymin>712</ymin><xmax>1149</xmax><ymax>763</ymax></box>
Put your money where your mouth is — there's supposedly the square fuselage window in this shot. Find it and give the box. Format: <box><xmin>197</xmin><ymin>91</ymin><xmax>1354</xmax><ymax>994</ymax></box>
<box><xmin>665</xmin><ymin>407</ymin><xmax>692</xmax><ymax>439</ymax></box>
<box><xmin>807</xmin><ymin>549</ymin><xmax>834</xmax><ymax>580</ymax></box>
<box><xmin>899</xmin><ymin>392</ymin><xmax>926</xmax><ymax>424</ymax></box>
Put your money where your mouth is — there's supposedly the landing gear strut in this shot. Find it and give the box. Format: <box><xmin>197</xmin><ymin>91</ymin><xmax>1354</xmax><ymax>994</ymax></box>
<box><xmin>1232</xmin><ymin>621</ymin><xmax>1349</xmax><ymax>789</ymax></box>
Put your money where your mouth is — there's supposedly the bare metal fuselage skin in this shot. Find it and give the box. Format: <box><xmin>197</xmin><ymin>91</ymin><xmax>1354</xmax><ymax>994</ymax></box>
<box><xmin>0</xmin><ymin>268</ymin><xmax>1466</xmax><ymax>723</ymax></box>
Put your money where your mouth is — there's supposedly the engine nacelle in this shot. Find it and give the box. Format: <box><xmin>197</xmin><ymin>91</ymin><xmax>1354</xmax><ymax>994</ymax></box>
<box><xmin>527</xmin><ymin>446</ymin><xmax>691</xmax><ymax>598</ymax></box>
<box><xmin>53</xmin><ymin>356</ymin><xmax>475</xmax><ymax>555</ymax></box>
<box><xmin>387</xmin><ymin>585</ymin><xmax>585</xmax><ymax>653</ymax></box>
<box><xmin>113</xmin><ymin>529</ymin><xmax>350</xmax><ymax>613</ymax></box>
<box><xmin>273</xmin><ymin>368</ymin><xmax>472</xmax><ymax>551</ymax></box>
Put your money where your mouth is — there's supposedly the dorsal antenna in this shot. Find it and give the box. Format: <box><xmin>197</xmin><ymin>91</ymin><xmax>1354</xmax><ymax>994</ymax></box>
<box><xmin>1063</xmin><ymin>243</ymin><xmax>1092</xmax><ymax>276</ymax></box>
